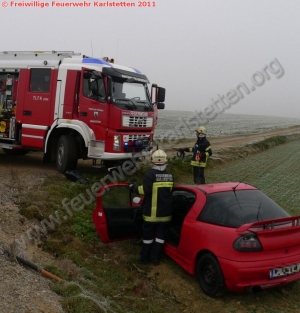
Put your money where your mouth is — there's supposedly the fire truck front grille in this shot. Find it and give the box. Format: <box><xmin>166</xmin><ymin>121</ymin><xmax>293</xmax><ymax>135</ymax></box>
<box><xmin>126</xmin><ymin>135</ymin><xmax>150</xmax><ymax>142</ymax></box>
<box><xmin>123</xmin><ymin>134</ymin><xmax>151</xmax><ymax>152</ymax></box>
<box><xmin>122</xmin><ymin>116</ymin><xmax>153</xmax><ymax>128</ymax></box>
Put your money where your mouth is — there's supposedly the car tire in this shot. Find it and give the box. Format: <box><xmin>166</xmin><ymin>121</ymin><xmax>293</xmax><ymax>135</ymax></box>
<box><xmin>56</xmin><ymin>135</ymin><xmax>78</xmax><ymax>173</ymax></box>
<box><xmin>196</xmin><ymin>253</ymin><xmax>224</xmax><ymax>297</ymax></box>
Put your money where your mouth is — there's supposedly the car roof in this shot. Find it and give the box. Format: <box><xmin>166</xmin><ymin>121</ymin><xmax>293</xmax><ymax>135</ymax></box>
<box><xmin>175</xmin><ymin>182</ymin><xmax>257</xmax><ymax>195</ymax></box>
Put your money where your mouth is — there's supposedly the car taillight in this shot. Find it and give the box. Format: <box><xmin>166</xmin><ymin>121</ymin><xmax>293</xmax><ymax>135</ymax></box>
<box><xmin>233</xmin><ymin>235</ymin><xmax>262</xmax><ymax>252</ymax></box>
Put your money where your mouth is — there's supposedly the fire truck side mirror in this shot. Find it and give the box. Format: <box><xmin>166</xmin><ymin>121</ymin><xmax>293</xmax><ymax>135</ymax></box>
<box><xmin>157</xmin><ymin>87</ymin><xmax>165</xmax><ymax>102</ymax></box>
<box><xmin>157</xmin><ymin>103</ymin><xmax>165</xmax><ymax>110</ymax></box>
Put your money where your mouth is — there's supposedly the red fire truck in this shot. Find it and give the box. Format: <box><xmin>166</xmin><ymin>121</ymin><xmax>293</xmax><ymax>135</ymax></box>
<box><xmin>0</xmin><ymin>51</ymin><xmax>165</xmax><ymax>172</ymax></box>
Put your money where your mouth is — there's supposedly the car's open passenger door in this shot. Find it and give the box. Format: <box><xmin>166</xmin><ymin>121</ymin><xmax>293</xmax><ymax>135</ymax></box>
<box><xmin>92</xmin><ymin>183</ymin><xmax>143</xmax><ymax>243</ymax></box>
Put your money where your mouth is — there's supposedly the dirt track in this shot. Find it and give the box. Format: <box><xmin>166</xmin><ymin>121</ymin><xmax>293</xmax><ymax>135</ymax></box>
<box><xmin>169</xmin><ymin>125</ymin><xmax>300</xmax><ymax>151</ymax></box>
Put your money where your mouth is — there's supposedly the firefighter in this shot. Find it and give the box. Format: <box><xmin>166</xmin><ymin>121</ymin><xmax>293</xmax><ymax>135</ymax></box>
<box><xmin>129</xmin><ymin>149</ymin><xmax>174</xmax><ymax>265</ymax></box>
<box><xmin>179</xmin><ymin>126</ymin><xmax>212</xmax><ymax>184</ymax></box>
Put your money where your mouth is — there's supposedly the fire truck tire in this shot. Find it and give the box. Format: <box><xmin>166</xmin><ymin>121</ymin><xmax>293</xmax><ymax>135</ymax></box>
<box><xmin>56</xmin><ymin>135</ymin><xmax>78</xmax><ymax>173</ymax></box>
<box><xmin>2</xmin><ymin>148</ymin><xmax>29</xmax><ymax>155</ymax></box>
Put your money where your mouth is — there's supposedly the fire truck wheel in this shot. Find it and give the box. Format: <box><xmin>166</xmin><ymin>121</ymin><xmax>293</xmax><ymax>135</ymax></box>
<box><xmin>56</xmin><ymin>135</ymin><xmax>78</xmax><ymax>173</ymax></box>
<box><xmin>2</xmin><ymin>148</ymin><xmax>29</xmax><ymax>155</ymax></box>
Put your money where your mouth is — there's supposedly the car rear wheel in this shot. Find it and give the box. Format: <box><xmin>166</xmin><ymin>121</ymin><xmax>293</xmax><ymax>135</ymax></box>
<box><xmin>196</xmin><ymin>253</ymin><xmax>224</xmax><ymax>297</ymax></box>
<box><xmin>56</xmin><ymin>135</ymin><xmax>78</xmax><ymax>173</ymax></box>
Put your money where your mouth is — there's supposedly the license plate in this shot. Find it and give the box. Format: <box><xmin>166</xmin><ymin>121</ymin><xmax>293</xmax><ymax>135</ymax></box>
<box><xmin>270</xmin><ymin>263</ymin><xmax>300</xmax><ymax>278</ymax></box>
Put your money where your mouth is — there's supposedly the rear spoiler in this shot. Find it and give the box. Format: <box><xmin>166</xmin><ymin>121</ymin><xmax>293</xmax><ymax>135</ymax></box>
<box><xmin>236</xmin><ymin>215</ymin><xmax>300</xmax><ymax>233</ymax></box>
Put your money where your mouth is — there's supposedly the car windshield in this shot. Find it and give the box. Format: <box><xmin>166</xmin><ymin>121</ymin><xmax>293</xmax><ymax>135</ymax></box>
<box><xmin>198</xmin><ymin>189</ymin><xmax>290</xmax><ymax>227</ymax></box>
<box><xmin>111</xmin><ymin>78</ymin><xmax>152</xmax><ymax>111</ymax></box>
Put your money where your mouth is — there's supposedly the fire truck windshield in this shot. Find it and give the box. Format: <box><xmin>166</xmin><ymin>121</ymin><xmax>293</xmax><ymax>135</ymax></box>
<box><xmin>111</xmin><ymin>79</ymin><xmax>152</xmax><ymax>111</ymax></box>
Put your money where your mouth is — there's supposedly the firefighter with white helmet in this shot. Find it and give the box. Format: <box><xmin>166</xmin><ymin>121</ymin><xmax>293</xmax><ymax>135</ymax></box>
<box><xmin>179</xmin><ymin>126</ymin><xmax>212</xmax><ymax>184</ymax></box>
<box><xmin>129</xmin><ymin>149</ymin><xmax>174</xmax><ymax>265</ymax></box>
<box><xmin>195</xmin><ymin>126</ymin><xmax>207</xmax><ymax>136</ymax></box>
<box><xmin>150</xmin><ymin>149</ymin><xmax>168</xmax><ymax>164</ymax></box>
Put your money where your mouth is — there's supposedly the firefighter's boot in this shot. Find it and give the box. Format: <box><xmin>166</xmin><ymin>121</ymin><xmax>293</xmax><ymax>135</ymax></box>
<box><xmin>150</xmin><ymin>240</ymin><xmax>164</xmax><ymax>266</ymax></box>
<box><xmin>140</xmin><ymin>242</ymin><xmax>152</xmax><ymax>264</ymax></box>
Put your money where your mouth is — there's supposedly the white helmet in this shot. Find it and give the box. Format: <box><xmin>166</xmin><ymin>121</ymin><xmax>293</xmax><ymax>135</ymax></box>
<box><xmin>151</xmin><ymin>149</ymin><xmax>167</xmax><ymax>165</ymax></box>
<box><xmin>195</xmin><ymin>126</ymin><xmax>207</xmax><ymax>136</ymax></box>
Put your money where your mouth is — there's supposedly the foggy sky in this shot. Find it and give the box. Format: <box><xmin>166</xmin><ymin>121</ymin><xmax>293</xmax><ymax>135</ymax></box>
<box><xmin>1</xmin><ymin>0</ymin><xmax>300</xmax><ymax>119</ymax></box>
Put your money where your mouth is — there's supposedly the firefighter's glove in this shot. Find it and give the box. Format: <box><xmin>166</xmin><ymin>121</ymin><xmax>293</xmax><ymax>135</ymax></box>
<box><xmin>179</xmin><ymin>148</ymin><xmax>189</xmax><ymax>153</ymax></box>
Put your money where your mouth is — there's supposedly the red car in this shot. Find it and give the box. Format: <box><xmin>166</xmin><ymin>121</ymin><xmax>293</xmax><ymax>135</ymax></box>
<box><xmin>92</xmin><ymin>182</ymin><xmax>300</xmax><ymax>296</ymax></box>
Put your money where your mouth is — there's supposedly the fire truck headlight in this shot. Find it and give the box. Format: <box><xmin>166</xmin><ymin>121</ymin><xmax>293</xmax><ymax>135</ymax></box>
<box><xmin>113</xmin><ymin>135</ymin><xmax>120</xmax><ymax>151</ymax></box>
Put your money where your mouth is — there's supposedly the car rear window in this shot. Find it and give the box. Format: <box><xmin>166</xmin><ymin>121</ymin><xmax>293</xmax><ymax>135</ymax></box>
<box><xmin>198</xmin><ymin>190</ymin><xmax>290</xmax><ymax>227</ymax></box>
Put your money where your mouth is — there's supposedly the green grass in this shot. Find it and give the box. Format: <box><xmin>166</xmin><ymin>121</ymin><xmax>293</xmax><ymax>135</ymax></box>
<box><xmin>15</xmin><ymin>134</ymin><xmax>300</xmax><ymax>313</ymax></box>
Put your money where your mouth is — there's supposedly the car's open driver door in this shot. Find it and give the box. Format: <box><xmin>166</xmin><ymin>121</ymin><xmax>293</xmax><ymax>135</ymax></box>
<box><xmin>92</xmin><ymin>183</ymin><xmax>143</xmax><ymax>243</ymax></box>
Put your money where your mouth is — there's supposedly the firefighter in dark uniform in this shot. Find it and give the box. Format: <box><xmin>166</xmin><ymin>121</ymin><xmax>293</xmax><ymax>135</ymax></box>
<box><xmin>130</xmin><ymin>149</ymin><xmax>174</xmax><ymax>265</ymax></box>
<box><xmin>179</xmin><ymin>126</ymin><xmax>212</xmax><ymax>184</ymax></box>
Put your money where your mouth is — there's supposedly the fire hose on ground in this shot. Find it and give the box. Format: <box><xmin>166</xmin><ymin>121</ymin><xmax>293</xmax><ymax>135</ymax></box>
<box><xmin>16</xmin><ymin>256</ymin><xmax>64</xmax><ymax>282</ymax></box>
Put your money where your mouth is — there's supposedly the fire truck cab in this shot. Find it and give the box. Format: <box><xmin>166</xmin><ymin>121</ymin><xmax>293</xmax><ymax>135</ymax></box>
<box><xmin>0</xmin><ymin>51</ymin><xmax>165</xmax><ymax>172</ymax></box>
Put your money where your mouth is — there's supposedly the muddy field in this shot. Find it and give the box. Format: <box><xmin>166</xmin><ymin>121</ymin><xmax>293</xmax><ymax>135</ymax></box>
<box><xmin>0</xmin><ymin>125</ymin><xmax>300</xmax><ymax>312</ymax></box>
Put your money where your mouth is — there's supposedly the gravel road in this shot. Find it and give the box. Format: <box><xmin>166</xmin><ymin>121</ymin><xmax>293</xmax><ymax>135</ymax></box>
<box><xmin>0</xmin><ymin>156</ymin><xmax>64</xmax><ymax>313</ymax></box>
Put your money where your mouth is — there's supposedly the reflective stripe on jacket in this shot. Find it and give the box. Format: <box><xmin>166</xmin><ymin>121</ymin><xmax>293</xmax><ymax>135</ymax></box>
<box><xmin>188</xmin><ymin>137</ymin><xmax>212</xmax><ymax>167</ymax></box>
<box><xmin>137</xmin><ymin>169</ymin><xmax>174</xmax><ymax>223</ymax></box>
